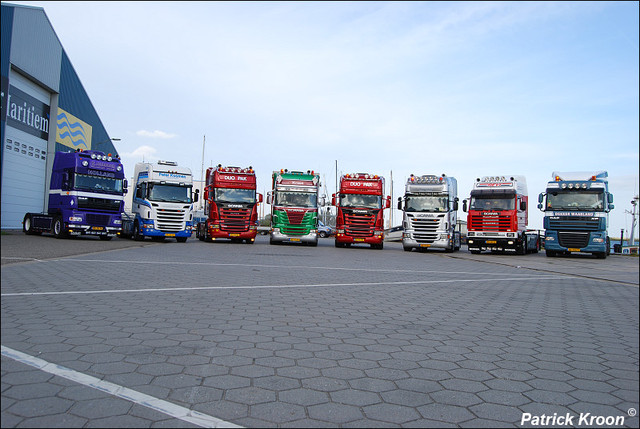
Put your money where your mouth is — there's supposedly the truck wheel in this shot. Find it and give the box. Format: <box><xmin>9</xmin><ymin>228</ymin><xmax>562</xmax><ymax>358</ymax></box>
<box><xmin>403</xmin><ymin>245</ymin><xmax>412</xmax><ymax>252</ymax></box>
<box><xmin>595</xmin><ymin>252</ymin><xmax>607</xmax><ymax>259</ymax></box>
<box><xmin>52</xmin><ymin>216</ymin><xmax>66</xmax><ymax>239</ymax></box>
<box><xmin>99</xmin><ymin>235</ymin><xmax>112</xmax><ymax>241</ymax></box>
<box><xmin>606</xmin><ymin>237</ymin><xmax>610</xmax><ymax>256</ymax></box>
<box><xmin>176</xmin><ymin>237</ymin><xmax>188</xmax><ymax>243</ymax></box>
<box><xmin>546</xmin><ymin>250</ymin><xmax>556</xmax><ymax>257</ymax></box>
<box><xmin>319</xmin><ymin>231</ymin><xmax>327</xmax><ymax>238</ymax></box>
<box><xmin>133</xmin><ymin>223</ymin><xmax>144</xmax><ymax>241</ymax></box>
<box><xmin>23</xmin><ymin>214</ymin><xmax>40</xmax><ymax>235</ymax></box>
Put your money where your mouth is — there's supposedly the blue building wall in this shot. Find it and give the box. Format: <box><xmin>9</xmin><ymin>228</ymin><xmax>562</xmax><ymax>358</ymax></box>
<box><xmin>1</xmin><ymin>3</ymin><xmax>119</xmax><ymax>160</ymax></box>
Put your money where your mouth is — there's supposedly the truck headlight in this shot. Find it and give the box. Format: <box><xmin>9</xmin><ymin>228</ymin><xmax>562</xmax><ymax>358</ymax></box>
<box><xmin>114</xmin><ymin>219</ymin><xmax>122</xmax><ymax>225</ymax></box>
<box><xmin>592</xmin><ymin>238</ymin><xmax>604</xmax><ymax>243</ymax></box>
<box><xmin>545</xmin><ymin>236</ymin><xmax>555</xmax><ymax>241</ymax></box>
<box><xmin>69</xmin><ymin>216</ymin><xmax>82</xmax><ymax>222</ymax></box>
<box><xmin>439</xmin><ymin>234</ymin><xmax>449</xmax><ymax>240</ymax></box>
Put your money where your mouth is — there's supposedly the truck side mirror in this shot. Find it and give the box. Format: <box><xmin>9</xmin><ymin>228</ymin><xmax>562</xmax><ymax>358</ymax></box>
<box><xmin>266</xmin><ymin>193</ymin><xmax>272</xmax><ymax>205</ymax></box>
<box><xmin>462</xmin><ymin>199</ymin><xmax>468</xmax><ymax>213</ymax></box>
<box><xmin>538</xmin><ymin>193</ymin><xmax>544</xmax><ymax>204</ymax></box>
<box><xmin>537</xmin><ymin>203</ymin><xmax>543</xmax><ymax>210</ymax></box>
<box><xmin>194</xmin><ymin>189</ymin><xmax>199</xmax><ymax>203</ymax></box>
<box><xmin>609</xmin><ymin>193</ymin><xmax>614</xmax><ymax>204</ymax></box>
<box><xmin>319</xmin><ymin>195</ymin><xmax>326</xmax><ymax>207</ymax></box>
<box><xmin>453</xmin><ymin>197</ymin><xmax>459</xmax><ymax>211</ymax></box>
<box><xmin>520</xmin><ymin>200</ymin><xmax>527</xmax><ymax>211</ymax></box>
<box><xmin>136</xmin><ymin>186</ymin><xmax>142</xmax><ymax>199</ymax></box>
<box><xmin>258</xmin><ymin>193</ymin><xmax>263</xmax><ymax>203</ymax></box>
<box><xmin>331</xmin><ymin>193</ymin><xmax>336</xmax><ymax>206</ymax></box>
<box><xmin>386</xmin><ymin>196</ymin><xmax>391</xmax><ymax>209</ymax></box>
<box><xmin>397</xmin><ymin>197</ymin><xmax>403</xmax><ymax>211</ymax></box>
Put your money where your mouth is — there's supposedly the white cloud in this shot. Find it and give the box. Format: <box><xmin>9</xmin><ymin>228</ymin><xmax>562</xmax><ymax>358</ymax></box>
<box><xmin>136</xmin><ymin>130</ymin><xmax>178</xmax><ymax>139</ymax></box>
<box><xmin>121</xmin><ymin>145</ymin><xmax>157</xmax><ymax>159</ymax></box>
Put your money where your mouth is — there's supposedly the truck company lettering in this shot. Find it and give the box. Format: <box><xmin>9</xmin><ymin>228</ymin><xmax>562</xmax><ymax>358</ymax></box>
<box><xmin>90</xmin><ymin>160</ymin><xmax>117</xmax><ymax>171</ymax></box>
<box><xmin>223</xmin><ymin>175</ymin><xmax>248</xmax><ymax>181</ymax></box>
<box><xmin>159</xmin><ymin>172</ymin><xmax>188</xmax><ymax>179</ymax></box>
<box><xmin>6</xmin><ymin>87</ymin><xmax>50</xmax><ymax>140</ymax></box>
<box><xmin>349</xmin><ymin>182</ymin><xmax>375</xmax><ymax>187</ymax></box>
<box><xmin>88</xmin><ymin>169</ymin><xmax>116</xmax><ymax>178</ymax></box>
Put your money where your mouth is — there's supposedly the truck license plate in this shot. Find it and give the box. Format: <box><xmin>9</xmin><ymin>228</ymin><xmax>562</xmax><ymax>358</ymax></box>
<box><xmin>166</xmin><ymin>233</ymin><xmax>175</xmax><ymax>237</ymax></box>
<box><xmin>568</xmin><ymin>248</ymin><xmax>581</xmax><ymax>252</ymax></box>
<box><xmin>290</xmin><ymin>238</ymin><xmax>300</xmax><ymax>242</ymax></box>
<box><xmin>486</xmin><ymin>240</ymin><xmax>497</xmax><ymax>244</ymax></box>
<box><xmin>420</xmin><ymin>244</ymin><xmax>431</xmax><ymax>247</ymax></box>
<box><xmin>355</xmin><ymin>238</ymin><xmax>364</xmax><ymax>242</ymax></box>
<box><xmin>230</xmin><ymin>233</ymin><xmax>240</xmax><ymax>237</ymax></box>
<box><xmin>92</xmin><ymin>226</ymin><xmax>104</xmax><ymax>231</ymax></box>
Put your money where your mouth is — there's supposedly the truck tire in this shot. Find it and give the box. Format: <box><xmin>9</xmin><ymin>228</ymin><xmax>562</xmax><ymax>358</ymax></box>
<box><xmin>52</xmin><ymin>216</ymin><xmax>66</xmax><ymax>239</ymax></box>
<box><xmin>403</xmin><ymin>245</ymin><xmax>412</xmax><ymax>252</ymax></box>
<box><xmin>99</xmin><ymin>235</ymin><xmax>112</xmax><ymax>241</ymax></box>
<box><xmin>319</xmin><ymin>231</ymin><xmax>327</xmax><ymax>238</ymax></box>
<box><xmin>176</xmin><ymin>237</ymin><xmax>188</xmax><ymax>243</ymax></box>
<box><xmin>546</xmin><ymin>250</ymin><xmax>556</xmax><ymax>257</ymax></box>
<box><xmin>23</xmin><ymin>214</ymin><xmax>41</xmax><ymax>235</ymax></box>
<box><xmin>133</xmin><ymin>222</ymin><xmax>144</xmax><ymax>241</ymax></box>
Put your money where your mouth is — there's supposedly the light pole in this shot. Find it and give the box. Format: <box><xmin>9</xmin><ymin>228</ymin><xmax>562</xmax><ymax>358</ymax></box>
<box><xmin>628</xmin><ymin>196</ymin><xmax>638</xmax><ymax>246</ymax></box>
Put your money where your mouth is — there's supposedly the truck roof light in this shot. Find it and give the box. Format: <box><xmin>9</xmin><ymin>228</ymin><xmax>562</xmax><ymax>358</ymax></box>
<box><xmin>590</xmin><ymin>175</ymin><xmax>597</xmax><ymax>181</ymax></box>
<box><xmin>91</xmin><ymin>153</ymin><xmax>96</xmax><ymax>159</ymax></box>
<box><xmin>555</xmin><ymin>175</ymin><xmax>561</xmax><ymax>181</ymax></box>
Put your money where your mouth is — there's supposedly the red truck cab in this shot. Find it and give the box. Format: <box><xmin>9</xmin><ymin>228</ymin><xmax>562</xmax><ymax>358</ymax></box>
<box><xmin>197</xmin><ymin>165</ymin><xmax>262</xmax><ymax>244</ymax></box>
<box><xmin>332</xmin><ymin>173</ymin><xmax>391</xmax><ymax>249</ymax></box>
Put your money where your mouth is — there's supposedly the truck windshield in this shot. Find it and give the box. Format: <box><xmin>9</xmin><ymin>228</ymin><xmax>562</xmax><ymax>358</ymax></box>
<box><xmin>215</xmin><ymin>188</ymin><xmax>255</xmax><ymax>203</ymax></box>
<box><xmin>469</xmin><ymin>196</ymin><xmax>515</xmax><ymax>211</ymax></box>
<box><xmin>546</xmin><ymin>191</ymin><xmax>604</xmax><ymax>211</ymax></box>
<box><xmin>405</xmin><ymin>196</ymin><xmax>448</xmax><ymax>212</ymax></box>
<box><xmin>148</xmin><ymin>183</ymin><xmax>192</xmax><ymax>203</ymax></box>
<box><xmin>74</xmin><ymin>173</ymin><xmax>123</xmax><ymax>193</ymax></box>
<box><xmin>275</xmin><ymin>191</ymin><xmax>317</xmax><ymax>208</ymax></box>
<box><xmin>340</xmin><ymin>194</ymin><xmax>382</xmax><ymax>209</ymax></box>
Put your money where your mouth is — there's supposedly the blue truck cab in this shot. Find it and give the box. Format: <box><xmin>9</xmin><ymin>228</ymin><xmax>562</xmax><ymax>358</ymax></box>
<box><xmin>538</xmin><ymin>171</ymin><xmax>613</xmax><ymax>259</ymax></box>
<box><xmin>23</xmin><ymin>149</ymin><xmax>127</xmax><ymax>240</ymax></box>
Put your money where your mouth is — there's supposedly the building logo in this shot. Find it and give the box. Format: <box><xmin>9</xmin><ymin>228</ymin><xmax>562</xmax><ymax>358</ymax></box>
<box><xmin>5</xmin><ymin>85</ymin><xmax>50</xmax><ymax>140</ymax></box>
<box><xmin>56</xmin><ymin>108</ymin><xmax>92</xmax><ymax>150</ymax></box>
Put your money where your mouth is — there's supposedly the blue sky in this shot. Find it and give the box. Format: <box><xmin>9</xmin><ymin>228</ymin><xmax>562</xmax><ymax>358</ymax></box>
<box><xmin>9</xmin><ymin>1</ymin><xmax>640</xmax><ymax>239</ymax></box>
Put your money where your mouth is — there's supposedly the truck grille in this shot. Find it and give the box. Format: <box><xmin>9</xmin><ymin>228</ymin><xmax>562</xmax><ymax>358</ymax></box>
<box><xmin>281</xmin><ymin>211</ymin><xmax>310</xmax><ymax>236</ymax></box>
<box><xmin>343</xmin><ymin>209</ymin><xmax>375</xmax><ymax>238</ymax></box>
<box><xmin>548</xmin><ymin>217</ymin><xmax>600</xmax><ymax>231</ymax></box>
<box><xmin>558</xmin><ymin>232</ymin><xmax>589</xmax><ymax>248</ymax></box>
<box><xmin>469</xmin><ymin>214</ymin><xmax>511</xmax><ymax>231</ymax></box>
<box><xmin>78</xmin><ymin>197</ymin><xmax>121</xmax><ymax>212</ymax></box>
<box><xmin>86</xmin><ymin>214</ymin><xmax>111</xmax><ymax>226</ymax></box>
<box><xmin>410</xmin><ymin>215</ymin><xmax>444</xmax><ymax>244</ymax></box>
<box><xmin>219</xmin><ymin>207</ymin><xmax>251</xmax><ymax>233</ymax></box>
<box><xmin>156</xmin><ymin>208</ymin><xmax>187</xmax><ymax>232</ymax></box>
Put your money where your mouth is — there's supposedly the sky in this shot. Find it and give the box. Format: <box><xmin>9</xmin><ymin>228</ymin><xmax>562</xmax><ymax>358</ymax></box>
<box><xmin>7</xmin><ymin>1</ymin><xmax>640</xmax><ymax>240</ymax></box>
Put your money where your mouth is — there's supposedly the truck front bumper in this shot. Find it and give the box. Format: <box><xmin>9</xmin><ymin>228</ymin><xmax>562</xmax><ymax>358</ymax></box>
<box><xmin>67</xmin><ymin>224</ymin><xmax>121</xmax><ymax>236</ymax></box>
<box><xmin>335</xmin><ymin>233</ymin><xmax>383</xmax><ymax>245</ymax></box>
<box><xmin>467</xmin><ymin>237</ymin><xmax>518</xmax><ymax>253</ymax></box>
<box><xmin>208</xmin><ymin>228</ymin><xmax>257</xmax><ymax>241</ymax></box>
<box><xmin>543</xmin><ymin>231</ymin><xmax>607</xmax><ymax>254</ymax></box>
<box><xmin>402</xmin><ymin>235</ymin><xmax>452</xmax><ymax>250</ymax></box>
<box><xmin>270</xmin><ymin>229</ymin><xmax>317</xmax><ymax>244</ymax></box>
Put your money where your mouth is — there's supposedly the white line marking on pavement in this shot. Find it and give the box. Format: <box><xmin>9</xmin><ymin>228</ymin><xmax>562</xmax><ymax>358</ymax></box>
<box><xmin>1</xmin><ymin>275</ymin><xmax>568</xmax><ymax>297</ymax></box>
<box><xmin>20</xmin><ymin>257</ymin><xmax>546</xmax><ymax>277</ymax></box>
<box><xmin>0</xmin><ymin>346</ymin><xmax>242</xmax><ymax>428</ymax></box>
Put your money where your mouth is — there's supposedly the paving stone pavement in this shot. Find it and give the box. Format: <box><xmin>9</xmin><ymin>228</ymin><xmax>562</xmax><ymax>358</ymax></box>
<box><xmin>1</xmin><ymin>234</ymin><xmax>638</xmax><ymax>427</ymax></box>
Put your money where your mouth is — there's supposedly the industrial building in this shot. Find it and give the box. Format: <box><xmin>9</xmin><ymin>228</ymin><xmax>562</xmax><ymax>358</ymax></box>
<box><xmin>1</xmin><ymin>2</ymin><xmax>119</xmax><ymax>229</ymax></box>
